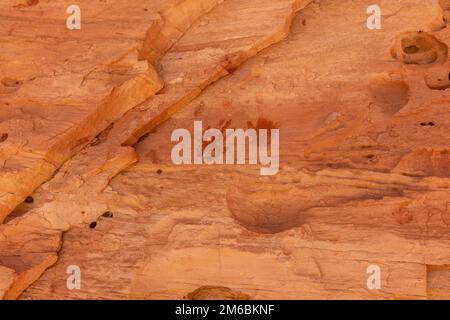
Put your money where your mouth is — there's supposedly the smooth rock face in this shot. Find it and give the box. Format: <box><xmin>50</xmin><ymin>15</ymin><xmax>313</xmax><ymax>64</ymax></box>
<box><xmin>1</xmin><ymin>0</ymin><xmax>450</xmax><ymax>300</ymax></box>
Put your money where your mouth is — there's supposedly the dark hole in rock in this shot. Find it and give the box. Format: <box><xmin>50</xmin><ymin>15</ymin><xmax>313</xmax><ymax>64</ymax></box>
<box><xmin>0</xmin><ymin>133</ymin><xmax>8</xmax><ymax>142</ymax></box>
<box><xmin>156</xmin><ymin>169</ymin><xmax>163</xmax><ymax>175</ymax></box>
<box><xmin>102</xmin><ymin>211</ymin><xmax>113</xmax><ymax>218</ymax></box>
<box><xmin>25</xmin><ymin>196</ymin><xmax>34</xmax><ymax>203</ymax></box>
<box><xmin>89</xmin><ymin>221</ymin><xmax>97</xmax><ymax>229</ymax></box>
<box><xmin>403</xmin><ymin>45</ymin><xmax>419</xmax><ymax>54</ymax></box>
<box><xmin>429</xmin><ymin>121</ymin><xmax>435</xmax><ymax>126</ymax></box>
<box><xmin>1</xmin><ymin>77</ymin><xmax>23</xmax><ymax>87</ymax></box>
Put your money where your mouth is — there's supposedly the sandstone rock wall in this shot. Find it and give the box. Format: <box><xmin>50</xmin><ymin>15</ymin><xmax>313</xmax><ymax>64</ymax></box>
<box><xmin>1</xmin><ymin>0</ymin><xmax>450</xmax><ymax>300</ymax></box>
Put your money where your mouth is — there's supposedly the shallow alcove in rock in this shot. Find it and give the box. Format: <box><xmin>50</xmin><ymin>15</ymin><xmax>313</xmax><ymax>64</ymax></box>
<box><xmin>390</xmin><ymin>31</ymin><xmax>448</xmax><ymax>64</ymax></box>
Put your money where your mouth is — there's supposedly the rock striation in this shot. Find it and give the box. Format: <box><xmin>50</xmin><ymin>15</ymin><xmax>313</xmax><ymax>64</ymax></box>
<box><xmin>1</xmin><ymin>0</ymin><xmax>450</xmax><ymax>300</ymax></box>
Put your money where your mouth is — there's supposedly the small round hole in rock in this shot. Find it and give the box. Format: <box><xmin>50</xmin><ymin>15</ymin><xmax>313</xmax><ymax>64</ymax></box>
<box><xmin>0</xmin><ymin>133</ymin><xmax>8</xmax><ymax>142</ymax></box>
<box><xmin>428</xmin><ymin>122</ymin><xmax>435</xmax><ymax>126</ymax></box>
<box><xmin>102</xmin><ymin>211</ymin><xmax>113</xmax><ymax>218</ymax></box>
<box><xmin>156</xmin><ymin>169</ymin><xmax>163</xmax><ymax>175</ymax></box>
<box><xmin>25</xmin><ymin>196</ymin><xmax>34</xmax><ymax>203</ymax></box>
<box><xmin>89</xmin><ymin>221</ymin><xmax>97</xmax><ymax>229</ymax></box>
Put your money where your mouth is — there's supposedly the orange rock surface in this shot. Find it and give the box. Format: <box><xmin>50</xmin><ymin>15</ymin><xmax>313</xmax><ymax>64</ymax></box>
<box><xmin>1</xmin><ymin>0</ymin><xmax>450</xmax><ymax>300</ymax></box>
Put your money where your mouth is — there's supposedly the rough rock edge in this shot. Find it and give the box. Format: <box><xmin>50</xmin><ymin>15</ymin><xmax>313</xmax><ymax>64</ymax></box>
<box><xmin>0</xmin><ymin>44</ymin><xmax>163</xmax><ymax>224</ymax></box>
